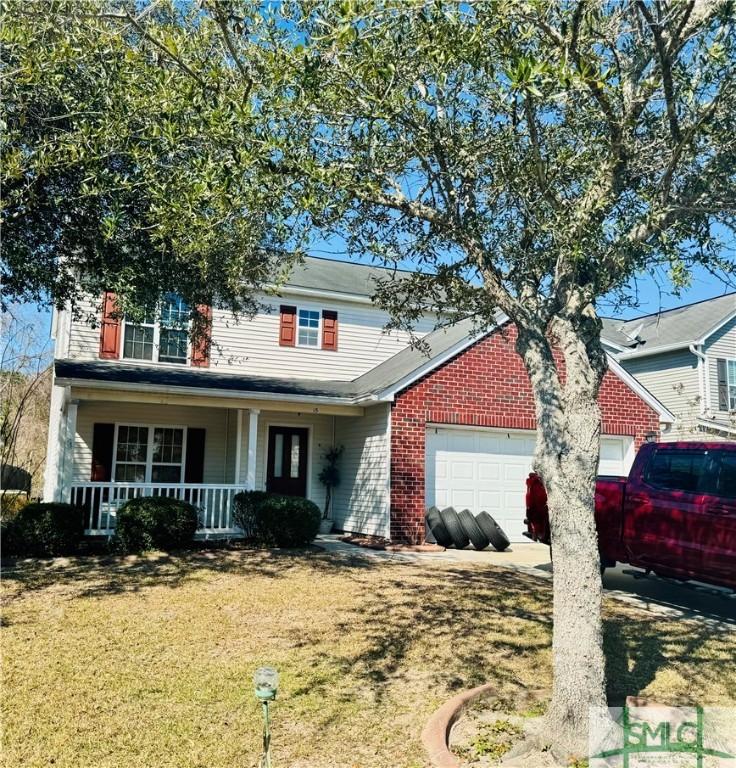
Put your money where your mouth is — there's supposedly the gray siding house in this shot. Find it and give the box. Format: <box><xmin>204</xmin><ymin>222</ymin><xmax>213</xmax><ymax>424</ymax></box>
<box><xmin>602</xmin><ymin>293</ymin><xmax>736</xmax><ymax>440</ymax></box>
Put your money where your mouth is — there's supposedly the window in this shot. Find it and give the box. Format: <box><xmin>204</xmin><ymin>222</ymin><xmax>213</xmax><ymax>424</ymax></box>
<box><xmin>728</xmin><ymin>360</ymin><xmax>736</xmax><ymax>411</ymax></box>
<box><xmin>297</xmin><ymin>309</ymin><xmax>320</xmax><ymax>346</ymax></box>
<box><xmin>113</xmin><ymin>425</ymin><xmax>186</xmax><ymax>483</ymax></box>
<box><xmin>122</xmin><ymin>293</ymin><xmax>190</xmax><ymax>364</ymax></box>
<box><xmin>714</xmin><ymin>451</ymin><xmax>736</xmax><ymax>499</ymax></box>
<box><xmin>645</xmin><ymin>449</ymin><xmax>710</xmax><ymax>493</ymax></box>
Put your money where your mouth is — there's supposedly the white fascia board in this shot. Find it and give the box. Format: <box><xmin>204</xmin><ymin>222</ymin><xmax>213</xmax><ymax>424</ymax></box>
<box><xmin>696</xmin><ymin>307</ymin><xmax>736</xmax><ymax>345</ymax></box>
<box><xmin>696</xmin><ymin>417</ymin><xmax>736</xmax><ymax>436</ymax></box>
<box><xmin>53</xmin><ymin>375</ymin><xmax>357</xmax><ymax>407</ymax></box>
<box><xmin>367</xmin><ymin>313</ymin><xmax>508</xmax><ymax>402</ymax></box>
<box><xmin>600</xmin><ymin>336</ymin><xmax>628</xmax><ymax>353</ymax></box>
<box><xmin>605</xmin><ymin>354</ymin><xmax>675</xmax><ymax>424</ymax></box>
<box><xmin>616</xmin><ymin>340</ymin><xmax>693</xmax><ymax>360</ymax></box>
<box><xmin>271</xmin><ymin>285</ymin><xmax>375</xmax><ymax>305</ymax></box>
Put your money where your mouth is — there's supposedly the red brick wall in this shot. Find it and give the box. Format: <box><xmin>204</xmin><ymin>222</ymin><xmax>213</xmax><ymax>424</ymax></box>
<box><xmin>390</xmin><ymin>325</ymin><xmax>661</xmax><ymax>543</ymax></box>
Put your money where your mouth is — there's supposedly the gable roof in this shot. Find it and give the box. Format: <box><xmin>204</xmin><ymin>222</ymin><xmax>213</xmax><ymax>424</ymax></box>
<box><xmin>601</xmin><ymin>292</ymin><xmax>736</xmax><ymax>356</ymax></box>
<box><xmin>283</xmin><ymin>256</ymin><xmax>411</xmax><ymax>299</ymax></box>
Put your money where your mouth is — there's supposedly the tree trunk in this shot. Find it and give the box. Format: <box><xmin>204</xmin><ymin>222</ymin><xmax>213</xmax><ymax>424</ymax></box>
<box><xmin>517</xmin><ymin>315</ymin><xmax>608</xmax><ymax>762</ymax></box>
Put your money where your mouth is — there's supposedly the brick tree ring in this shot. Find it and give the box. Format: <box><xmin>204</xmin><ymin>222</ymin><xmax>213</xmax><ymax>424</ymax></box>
<box><xmin>421</xmin><ymin>683</ymin><xmax>499</xmax><ymax>768</ymax></box>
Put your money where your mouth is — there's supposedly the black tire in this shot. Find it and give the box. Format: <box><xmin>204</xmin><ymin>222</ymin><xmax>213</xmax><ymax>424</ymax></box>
<box><xmin>476</xmin><ymin>511</ymin><xmax>510</xmax><ymax>552</ymax></box>
<box><xmin>439</xmin><ymin>507</ymin><xmax>469</xmax><ymax>549</ymax></box>
<box><xmin>425</xmin><ymin>506</ymin><xmax>453</xmax><ymax>548</ymax></box>
<box><xmin>458</xmin><ymin>509</ymin><xmax>490</xmax><ymax>550</ymax></box>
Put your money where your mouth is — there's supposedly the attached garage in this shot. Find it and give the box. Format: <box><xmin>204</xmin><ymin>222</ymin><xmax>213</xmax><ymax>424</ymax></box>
<box><xmin>424</xmin><ymin>426</ymin><xmax>634</xmax><ymax>542</ymax></box>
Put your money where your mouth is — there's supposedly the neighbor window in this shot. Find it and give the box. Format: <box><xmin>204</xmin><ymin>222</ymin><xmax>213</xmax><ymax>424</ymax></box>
<box><xmin>113</xmin><ymin>425</ymin><xmax>185</xmax><ymax>483</ymax></box>
<box><xmin>122</xmin><ymin>293</ymin><xmax>190</xmax><ymax>364</ymax></box>
<box><xmin>297</xmin><ymin>309</ymin><xmax>320</xmax><ymax>346</ymax></box>
<box><xmin>728</xmin><ymin>360</ymin><xmax>736</xmax><ymax>411</ymax></box>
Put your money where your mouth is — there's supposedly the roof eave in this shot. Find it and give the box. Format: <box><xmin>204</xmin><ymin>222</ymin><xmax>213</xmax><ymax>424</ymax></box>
<box><xmin>605</xmin><ymin>354</ymin><xmax>676</xmax><ymax>423</ymax></box>
<box><xmin>54</xmin><ymin>375</ymin><xmax>358</xmax><ymax>407</ymax></box>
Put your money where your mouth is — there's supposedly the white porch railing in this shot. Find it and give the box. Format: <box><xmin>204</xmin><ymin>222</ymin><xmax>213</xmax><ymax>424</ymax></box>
<box><xmin>70</xmin><ymin>483</ymin><xmax>246</xmax><ymax>536</ymax></box>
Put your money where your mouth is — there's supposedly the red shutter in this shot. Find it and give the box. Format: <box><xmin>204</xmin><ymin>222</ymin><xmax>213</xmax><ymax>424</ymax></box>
<box><xmin>99</xmin><ymin>291</ymin><xmax>121</xmax><ymax>359</ymax></box>
<box><xmin>322</xmin><ymin>310</ymin><xmax>338</xmax><ymax>351</ymax></box>
<box><xmin>279</xmin><ymin>305</ymin><xmax>297</xmax><ymax>347</ymax></box>
<box><xmin>191</xmin><ymin>304</ymin><xmax>212</xmax><ymax>367</ymax></box>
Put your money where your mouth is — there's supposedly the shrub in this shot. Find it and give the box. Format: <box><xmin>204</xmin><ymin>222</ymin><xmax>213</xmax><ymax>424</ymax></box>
<box><xmin>232</xmin><ymin>490</ymin><xmax>270</xmax><ymax>538</ymax></box>
<box><xmin>0</xmin><ymin>491</ymin><xmax>31</xmax><ymax>521</ymax></box>
<box><xmin>253</xmin><ymin>494</ymin><xmax>321</xmax><ymax>548</ymax></box>
<box><xmin>1</xmin><ymin>502</ymin><xmax>85</xmax><ymax>557</ymax></box>
<box><xmin>113</xmin><ymin>496</ymin><xmax>199</xmax><ymax>554</ymax></box>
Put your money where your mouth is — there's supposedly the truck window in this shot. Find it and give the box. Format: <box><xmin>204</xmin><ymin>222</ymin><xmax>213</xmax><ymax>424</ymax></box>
<box><xmin>644</xmin><ymin>450</ymin><xmax>710</xmax><ymax>493</ymax></box>
<box><xmin>715</xmin><ymin>452</ymin><xmax>736</xmax><ymax>499</ymax></box>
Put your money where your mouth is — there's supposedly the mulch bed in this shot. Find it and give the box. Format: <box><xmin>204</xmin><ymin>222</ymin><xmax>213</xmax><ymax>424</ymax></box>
<box><xmin>338</xmin><ymin>534</ymin><xmax>445</xmax><ymax>552</ymax></box>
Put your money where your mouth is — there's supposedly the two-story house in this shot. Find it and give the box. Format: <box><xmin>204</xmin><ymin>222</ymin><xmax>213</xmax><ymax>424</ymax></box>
<box><xmin>601</xmin><ymin>293</ymin><xmax>736</xmax><ymax>442</ymax></box>
<box><xmin>44</xmin><ymin>256</ymin><xmax>674</xmax><ymax>544</ymax></box>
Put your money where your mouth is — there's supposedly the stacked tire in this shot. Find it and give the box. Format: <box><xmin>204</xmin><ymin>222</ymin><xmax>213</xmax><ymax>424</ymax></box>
<box><xmin>425</xmin><ymin>506</ymin><xmax>510</xmax><ymax>551</ymax></box>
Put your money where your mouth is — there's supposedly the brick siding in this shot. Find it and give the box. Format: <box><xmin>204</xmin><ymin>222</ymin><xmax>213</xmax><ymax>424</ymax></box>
<box><xmin>390</xmin><ymin>325</ymin><xmax>661</xmax><ymax>543</ymax></box>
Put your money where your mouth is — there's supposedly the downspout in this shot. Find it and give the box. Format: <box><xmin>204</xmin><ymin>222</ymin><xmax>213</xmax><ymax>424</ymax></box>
<box><xmin>689</xmin><ymin>344</ymin><xmax>709</xmax><ymax>415</ymax></box>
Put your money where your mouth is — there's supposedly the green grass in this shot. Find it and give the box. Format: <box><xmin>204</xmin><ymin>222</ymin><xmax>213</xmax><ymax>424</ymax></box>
<box><xmin>2</xmin><ymin>549</ymin><xmax>734</xmax><ymax>768</ymax></box>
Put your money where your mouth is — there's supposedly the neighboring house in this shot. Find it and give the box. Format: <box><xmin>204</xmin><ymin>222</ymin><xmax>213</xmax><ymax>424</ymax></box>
<box><xmin>602</xmin><ymin>293</ymin><xmax>736</xmax><ymax>442</ymax></box>
<box><xmin>44</xmin><ymin>257</ymin><xmax>673</xmax><ymax>544</ymax></box>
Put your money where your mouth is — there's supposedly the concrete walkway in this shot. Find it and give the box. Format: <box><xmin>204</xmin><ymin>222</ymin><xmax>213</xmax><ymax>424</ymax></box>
<box><xmin>318</xmin><ymin>536</ymin><xmax>736</xmax><ymax>627</ymax></box>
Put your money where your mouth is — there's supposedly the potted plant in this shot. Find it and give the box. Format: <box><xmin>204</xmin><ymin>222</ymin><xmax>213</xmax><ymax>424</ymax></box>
<box><xmin>317</xmin><ymin>445</ymin><xmax>343</xmax><ymax>534</ymax></box>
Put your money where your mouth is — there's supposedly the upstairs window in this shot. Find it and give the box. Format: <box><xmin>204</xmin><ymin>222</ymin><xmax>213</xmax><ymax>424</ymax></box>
<box><xmin>122</xmin><ymin>294</ymin><xmax>190</xmax><ymax>364</ymax></box>
<box><xmin>297</xmin><ymin>309</ymin><xmax>320</xmax><ymax>346</ymax></box>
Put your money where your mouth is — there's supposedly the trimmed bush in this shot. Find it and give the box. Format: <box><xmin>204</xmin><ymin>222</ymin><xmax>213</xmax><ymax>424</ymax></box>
<box><xmin>1</xmin><ymin>502</ymin><xmax>85</xmax><ymax>557</ymax></box>
<box><xmin>253</xmin><ymin>494</ymin><xmax>321</xmax><ymax>548</ymax></box>
<box><xmin>232</xmin><ymin>490</ymin><xmax>270</xmax><ymax>539</ymax></box>
<box><xmin>113</xmin><ymin>496</ymin><xmax>200</xmax><ymax>554</ymax></box>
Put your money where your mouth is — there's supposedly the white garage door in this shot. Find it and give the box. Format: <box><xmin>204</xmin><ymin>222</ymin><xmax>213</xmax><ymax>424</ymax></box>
<box><xmin>425</xmin><ymin>427</ymin><xmax>633</xmax><ymax>542</ymax></box>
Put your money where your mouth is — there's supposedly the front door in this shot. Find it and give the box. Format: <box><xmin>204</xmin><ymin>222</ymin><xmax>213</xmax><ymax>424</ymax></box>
<box><xmin>266</xmin><ymin>426</ymin><xmax>309</xmax><ymax>497</ymax></box>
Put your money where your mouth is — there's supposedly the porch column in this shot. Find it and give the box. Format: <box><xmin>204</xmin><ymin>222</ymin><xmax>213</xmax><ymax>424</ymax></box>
<box><xmin>234</xmin><ymin>409</ymin><xmax>244</xmax><ymax>485</ymax></box>
<box><xmin>59</xmin><ymin>399</ymin><xmax>79</xmax><ymax>503</ymax></box>
<box><xmin>43</xmin><ymin>382</ymin><xmax>66</xmax><ymax>501</ymax></box>
<box><xmin>247</xmin><ymin>409</ymin><xmax>260</xmax><ymax>490</ymax></box>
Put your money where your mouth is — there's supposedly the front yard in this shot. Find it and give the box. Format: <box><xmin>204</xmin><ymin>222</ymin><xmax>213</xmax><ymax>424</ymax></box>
<box><xmin>2</xmin><ymin>548</ymin><xmax>734</xmax><ymax>768</ymax></box>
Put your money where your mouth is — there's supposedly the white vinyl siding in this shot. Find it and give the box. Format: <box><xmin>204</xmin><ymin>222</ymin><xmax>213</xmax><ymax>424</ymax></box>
<box><xmin>332</xmin><ymin>404</ymin><xmax>391</xmax><ymax>538</ymax></box>
<box><xmin>622</xmin><ymin>349</ymin><xmax>700</xmax><ymax>425</ymax></box>
<box><xmin>704</xmin><ymin>316</ymin><xmax>736</xmax><ymax>416</ymax></box>
<box><xmin>210</xmin><ymin>297</ymin><xmax>435</xmax><ymax>380</ymax></box>
<box><xmin>65</xmin><ymin>292</ymin><xmax>436</xmax><ymax>381</ymax></box>
<box><xmin>73</xmin><ymin>402</ymin><xmax>231</xmax><ymax>484</ymax></box>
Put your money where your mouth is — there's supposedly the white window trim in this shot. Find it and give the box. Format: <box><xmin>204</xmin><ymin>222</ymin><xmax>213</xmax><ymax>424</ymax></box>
<box><xmin>121</xmin><ymin>298</ymin><xmax>192</xmax><ymax>365</ymax></box>
<box><xmin>727</xmin><ymin>359</ymin><xmax>736</xmax><ymax>411</ymax></box>
<box><xmin>295</xmin><ymin>307</ymin><xmax>322</xmax><ymax>348</ymax></box>
<box><xmin>112</xmin><ymin>422</ymin><xmax>188</xmax><ymax>484</ymax></box>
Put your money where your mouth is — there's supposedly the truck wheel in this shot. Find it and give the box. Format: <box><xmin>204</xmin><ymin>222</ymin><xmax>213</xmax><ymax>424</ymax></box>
<box><xmin>476</xmin><ymin>512</ymin><xmax>510</xmax><ymax>552</ymax></box>
<box><xmin>439</xmin><ymin>507</ymin><xmax>470</xmax><ymax>549</ymax></box>
<box><xmin>425</xmin><ymin>506</ymin><xmax>453</xmax><ymax>548</ymax></box>
<box><xmin>458</xmin><ymin>509</ymin><xmax>490</xmax><ymax>550</ymax></box>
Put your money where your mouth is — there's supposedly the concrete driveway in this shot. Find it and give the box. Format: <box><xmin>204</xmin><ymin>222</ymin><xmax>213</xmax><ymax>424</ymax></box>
<box><xmin>320</xmin><ymin>537</ymin><xmax>736</xmax><ymax>625</ymax></box>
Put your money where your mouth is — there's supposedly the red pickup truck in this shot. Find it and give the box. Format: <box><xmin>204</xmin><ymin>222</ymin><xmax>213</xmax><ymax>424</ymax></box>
<box><xmin>525</xmin><ymin>442</ymin><xmax>736</xmax><ymax>590</ymax></box>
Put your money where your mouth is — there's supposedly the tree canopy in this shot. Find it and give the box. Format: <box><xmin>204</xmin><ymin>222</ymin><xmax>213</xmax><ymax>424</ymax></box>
<box><xmin>2</xmin><ymin>1</ymin><xmax>734</xmax><ymax>327</ymax></box>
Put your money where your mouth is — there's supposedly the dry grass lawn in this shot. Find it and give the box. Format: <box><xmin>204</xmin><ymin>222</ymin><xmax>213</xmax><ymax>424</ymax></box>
<box><xmin>2</xmin><ymin>548</ymin><xmax>734</xmax><ymax>768</ymax></box>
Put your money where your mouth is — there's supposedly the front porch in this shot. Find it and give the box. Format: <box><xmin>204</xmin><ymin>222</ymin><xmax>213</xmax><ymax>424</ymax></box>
<box><xmin>46</xmin><ymin>373</ymin><xmax>392</xmax><ymax>539</ymax></box>
<box><xmin>70</xmin><ymin>482</ymin><xmax>244</xmax><ymax>536</ymax></box>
